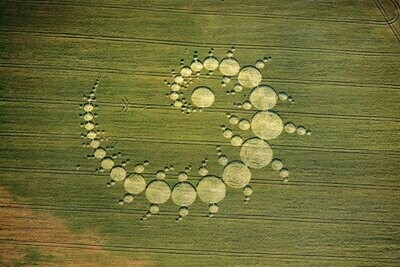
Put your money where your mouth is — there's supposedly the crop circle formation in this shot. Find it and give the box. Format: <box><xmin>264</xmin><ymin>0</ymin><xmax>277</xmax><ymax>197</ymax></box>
<box><xmin>78</xmin><ymin>48</ymin><xmax>312</xmax><ymax>221</ymax></box>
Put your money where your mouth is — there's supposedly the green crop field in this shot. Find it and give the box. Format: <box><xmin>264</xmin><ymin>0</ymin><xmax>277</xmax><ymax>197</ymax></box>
<box><xmin>0</xmin><ymin>0</ymin><xmax>399</xmax><ymax>266</ymax></box>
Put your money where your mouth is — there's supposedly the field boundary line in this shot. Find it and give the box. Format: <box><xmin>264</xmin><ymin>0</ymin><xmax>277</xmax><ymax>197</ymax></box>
<box><xmin>388</xmin><ymin>0</ymin><xmax>400</xmax><ymax>24</ymax></box>
<box><xmin>1</xmin><ymin>96</ymin><xmax>399</xmax><ymax>123</ymax></box>
<box><xmin>0</xmin><ymin>203</ymin><xmax>399</xmax><ymax>227</ymax></box>
<box><xmin>0</xmin><ymin>131</ymin><xmax>399</xmax><ymax>156</ymax></box>
<box><xmin>374</xmin><ymin>0</ymin><xmax>400</xmax><ymax>43</ymax></box>
<box><xmin>0</xmin><ymin>239</ymin><xmax>399</xmax><ymax>263</ymax></box>
<box><xmin>1</xmin><ymin>29</ymin><xmax>400</xmax><ymax>57</ymax></box>
<box><xmin>0</xmin><ymin>0</ymin><xmax>394</xmax><ymax>25</ymax></box>
<box><xmin>1</xmin><ymin>62</ymin><xmax>400</xmax><ymax>90</ymax></box>
<box><xmin>0</xmin><ymin>166</ymin><xmax>399</xmax><ymax>191</ymax></box>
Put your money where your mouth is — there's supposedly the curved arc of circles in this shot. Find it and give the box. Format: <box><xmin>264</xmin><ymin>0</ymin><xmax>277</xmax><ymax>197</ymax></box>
<box><xmin>79</xmin><ymin>80</ymin><xmax>221</xmax><ymax>219</ymax></box>
<box><xmin>169</xmin><ymin>49</ymin><xmax>250</xmax><ymax>112</ymax></box>
<box><xmin>167</xmin><ymin>48</ymin><xmax>297</xmax><ymax>206</ymax></box>
<box><xmin>78</xmin><ymin>77</ymin><xmax>177</xmax><ymax>217</ymax></box>
<box><xmin>78</xmin><ymin>47</ymin><xmax>311</xmax><ymax>221</ymax></box>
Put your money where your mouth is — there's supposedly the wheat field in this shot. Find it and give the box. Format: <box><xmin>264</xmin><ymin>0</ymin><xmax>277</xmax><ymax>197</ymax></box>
<box><xmin>0</xmin><ymin>0</ymin><xmax>399</xmax><ymax>266</ymax></box>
